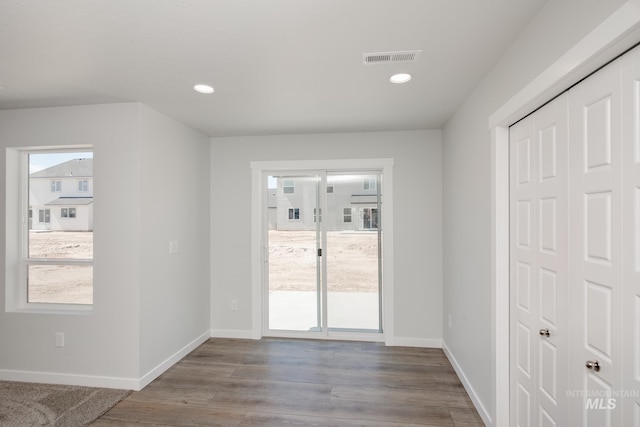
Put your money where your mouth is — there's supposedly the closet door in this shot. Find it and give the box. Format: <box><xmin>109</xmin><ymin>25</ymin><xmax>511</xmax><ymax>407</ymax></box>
<box><xmin>568</xmin><ymin>51</ymin><xmax>623</xmax><ymax>427</ymax></box>
<box><xmin>621</xmin><ymin>45</ymin><xmax>640</xmax><ymax>427</ymax></box>
<box><xmin>510</xmin><ymin>94</ymin><xmax>569</xmax><ymax>427</ymax></box>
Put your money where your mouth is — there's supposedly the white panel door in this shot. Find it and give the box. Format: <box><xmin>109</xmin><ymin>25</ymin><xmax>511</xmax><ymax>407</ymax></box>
<box><xmin>568</xmin><ymin>53</ymin><xmax>623</xmax><ymax>427</ymax></box>
<box><xmin>510</xmin><ymin>94</ymin><xmax>568</xmax><ymax>427</ymax></box>
<box><xmin>511</xmin><ymin>44</ymin><xmax>640</xmax><ymax>427</ymax></box>
<box><xmin>621</xmin><ymin>45</ymin><xmax>640</xmax><ymax>427</ymax></box>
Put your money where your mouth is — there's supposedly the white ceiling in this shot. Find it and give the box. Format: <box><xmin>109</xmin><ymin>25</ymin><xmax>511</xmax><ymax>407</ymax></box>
<box><xmin>0</xmin><ymin>0</ymin><xmax>547</xmax><ymax>137</ymax></box>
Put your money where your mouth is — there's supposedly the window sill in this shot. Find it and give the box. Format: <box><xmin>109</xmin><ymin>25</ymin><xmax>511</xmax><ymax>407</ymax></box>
<box><xmin>8</xmin><ymin>304</ymin><xmax>93</xmax><ymax>315</ymax></box>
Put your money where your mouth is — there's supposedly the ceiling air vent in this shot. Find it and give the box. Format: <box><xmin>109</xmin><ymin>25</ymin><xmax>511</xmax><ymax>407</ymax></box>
<box><xmin>363</xmin><ymin>50</ymin><xmax>422</xmax><ymax>65</ymax></box>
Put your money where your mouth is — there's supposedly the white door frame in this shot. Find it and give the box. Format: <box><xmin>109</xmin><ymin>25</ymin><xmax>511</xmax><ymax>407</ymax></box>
<box><xmin>489</xmin><ymin>3</ymin><xmax>640</xmax><ymax>426</ymax></box>
<box><xmin>250</xmin><ymin>158</ymin><xmax>395</xmax><ymax>345</ymax></box>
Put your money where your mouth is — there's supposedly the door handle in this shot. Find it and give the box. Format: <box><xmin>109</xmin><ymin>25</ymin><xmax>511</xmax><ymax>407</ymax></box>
<box><xmin>585</xmin><ymin>360</ymin><xmax>600</xmax><ymax>372</ymax></box>
<box><xmin>539</xmin><ymin>328</ymin><xmax>550</xmax><ymax>337</ymax></box>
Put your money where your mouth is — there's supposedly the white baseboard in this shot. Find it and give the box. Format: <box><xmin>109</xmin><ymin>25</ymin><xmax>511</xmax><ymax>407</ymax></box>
<box><xmin>0</xmin><ymin>369</ymin><xmax>140</xmax><ymax>390</ymax></box>
<box><xmin>137</xmin><ymin>330</ymin><xmax>211</xmax><ymax>390</ymax></box>
<box><xmin>0</xmin><ymin>330</ymin><xmax>211</xmax><ymax>391</ymax></box>
<box><xmin>390</xmin><ymin>337</ymin><xmax>442</xmax><ymax>348</ymax></box>
<box><xmin>210</xmin><ymin>329</ymin><xmax>258</xmax><ymax>340</ymax></box>
<box><xmin>442</xmin><ymin>341</ymin><xmax>492</xmax><ymax>427</ymax></box>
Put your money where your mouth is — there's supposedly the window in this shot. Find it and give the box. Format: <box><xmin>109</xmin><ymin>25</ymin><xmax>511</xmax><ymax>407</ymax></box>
<box><xmin>327</xmin><ymin>184</ymin><xmax>334</xmax><ymax>193</ymax></box>
<box><xmin>283</xmin><ymin>179</ymin><xmax>295</xmax><ymax>194</ymax></box>
<box><xmin>38</xmin><ymin>209</ymin><xmax>50</xmax><ymax>224</ymax></box>
<box><xmin>343</xmin><ymin>207</ymin><xmax>352</xmax><ymax>223</ymax></box>
<box><xmin>288</xmin><ymin>208</ymin><xmax>300</xmax><ymax>220</ymax></box>
<box><xmin>8</xmin><ymin>149</ymin><xmax>94</xmax><ymax>308</ymax></box>
<box><xmin>77</xmin><ymin>179</ymin><xmax>88</xmax><ymax>192</ymax></box>
<box><xmin>364</xmin><ymin>177</ymin><xmax>377</xmax><ymax>190</ymax></box>
<box><xmin>61</xmin><ymin>207</ymin><xmax>76</xmax><ymax>218</ymax></box>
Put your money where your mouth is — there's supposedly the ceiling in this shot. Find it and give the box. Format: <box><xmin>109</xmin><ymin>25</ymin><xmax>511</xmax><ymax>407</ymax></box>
<box><xmin>0</xmin><ymin>0</ymin><xmax>547</xmax><ymax>137</ymax></box>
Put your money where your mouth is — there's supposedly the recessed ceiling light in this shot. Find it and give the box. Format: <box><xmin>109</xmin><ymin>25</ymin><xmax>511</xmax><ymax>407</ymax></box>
<box><xmin>193</xmin><ymin>84</ymin><xmax>214</xmax><ymax>94</ymax></box>
<box><xmin>390</xmin><ymin>73</ymin><xmax>412</xmax><ymax>84</ymax></box>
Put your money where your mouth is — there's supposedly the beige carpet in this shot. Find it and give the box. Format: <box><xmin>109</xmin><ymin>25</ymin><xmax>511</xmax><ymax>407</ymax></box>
<box><xmin>0</xmin><ymin>381</ymin><xmax>130</xmax><ymax>427</ymax></box>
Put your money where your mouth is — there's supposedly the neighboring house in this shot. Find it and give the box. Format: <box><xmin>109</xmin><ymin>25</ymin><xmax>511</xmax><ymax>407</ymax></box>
<box><xmin>272</xmin><ymin>176</ymin><xmax>379</xmax><ymax>231</ymax></box>
<box><xmin>29</xmin><ymin>158</ymin><xmax>93</xmax><ymax>231</ymax></box>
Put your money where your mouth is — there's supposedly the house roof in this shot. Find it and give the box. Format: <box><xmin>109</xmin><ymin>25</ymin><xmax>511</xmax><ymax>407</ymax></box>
<box><xmin>45</xmin><ymin>197</ymin><xmax>94</xmax><ymax>206</ymax></box>
<box><xmin>0</xmin><ymin>1</ymin><xmax>547</xmax><ymax>137</ymax></box>
<box><xmin>30</xmin><ymin>158</ymin><xmax>93</xmax><ymax>179</ymax></box>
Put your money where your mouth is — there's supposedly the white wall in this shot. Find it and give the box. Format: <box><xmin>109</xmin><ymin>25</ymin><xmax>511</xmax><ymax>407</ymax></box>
<box><xmin>210</xmin><ymin>130</ymin><xmax>442</xmax><ymax>344</ymax></box>
<box><xmin>0</xmin><ymin>104</ymin><xmax>142</xmax><ymax>385</ymax></box>
<box><xmin>138</xmin><ymin>105</ymin><xmax>211</xmax><ymax>378</ymax></box>
<box><xmin>0</xmin><ymin>103</ymin><xmax>210</xmax><ymax>389</ymax></box>
<box><xmin>442</xmin><ymin>0</ymin><xmax>630</xmax><ymax>424</ymax></box>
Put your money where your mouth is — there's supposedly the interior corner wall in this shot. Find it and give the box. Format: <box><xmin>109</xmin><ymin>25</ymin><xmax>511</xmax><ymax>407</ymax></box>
<box><xmin>138</xmin><ymin>105</ymin><xmax>211</xmax><ymax>378</ymax></box>
<box><xmin>0</xmin><ymin>104</ymin><xmax>142</xmax><ymax>385</ymax></box>
<box><xmin>442</xmin><ymin>0</ymin><xmax>628</xmax><ymax>424</ymax></box>
<box><xmin>210</xmin><ymin>130</ymin><xmax>442</xmax><ymax>344</ymax></box>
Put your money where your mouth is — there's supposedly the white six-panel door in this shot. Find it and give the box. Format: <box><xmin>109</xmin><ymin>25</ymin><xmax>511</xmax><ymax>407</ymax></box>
<box><xmin>510</xmin><ymin>94</ymin><xmax>569</xmax><ymax>427</ymax></box>
<box><xmin>568</xmin><ymin>49</ymin><xmax>624</xmax><ymax>427</ymax></box>
<box><xmin>621</xmin><ymin>45</ymin><xmax>640</xmax><ymax>427</ymax></box>
<box><xmin>510</xmin><ymin>45</ymin><xmax>639</xmax><ymax>427</ymax></box>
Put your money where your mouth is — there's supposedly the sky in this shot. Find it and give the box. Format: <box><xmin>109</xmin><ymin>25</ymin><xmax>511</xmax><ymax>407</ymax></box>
<box><xmin>29</xmin><ymin>152</ymin><xmax>93</xmax><ymax>173</ymax></box>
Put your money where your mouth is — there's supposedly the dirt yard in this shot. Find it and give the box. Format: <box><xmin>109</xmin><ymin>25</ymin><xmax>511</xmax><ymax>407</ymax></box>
<box><xmin>27</xmin><ymin>229</ymin><xmax>380</xmax><ymax>304</ymax></box>
<box><xmin>268</xmin><ymin>230</ymin><xmax>379</xmax><ymax>293</ymax></box>
<box><xmin>28</xmin><ymin>231</ymin><xmax>93</xmax><ymax>304</ymax></box>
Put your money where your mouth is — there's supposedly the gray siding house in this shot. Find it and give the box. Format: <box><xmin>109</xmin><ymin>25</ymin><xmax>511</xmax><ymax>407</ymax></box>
<box><xmin>271</xmin><ymin>175</ymin><xmax>379</xmax><ymax>231</ymax></box>
<box><xmin>29</xmin><ymin>158</ymin><xmax>94</xmax><ymax>231</ymax></box>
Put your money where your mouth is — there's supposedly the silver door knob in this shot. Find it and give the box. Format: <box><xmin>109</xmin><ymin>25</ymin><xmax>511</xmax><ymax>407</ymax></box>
<box><xmin>585</xmin><ymin>360</ymin><xmax>600</xmax><ymax>372</ymax></box>
<box><xmin>539</xmin><ymin>328</ymin><xmax>550</xmax><ymax>337</ymax></box>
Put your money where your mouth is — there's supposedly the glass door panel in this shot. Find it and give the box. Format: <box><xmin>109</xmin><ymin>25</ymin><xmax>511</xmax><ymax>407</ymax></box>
<box><xmin>325</xmin><ymin>173</ymin><xmax>381</xmax><ymax>331</ymax></box>
<box><xmin>266</xmin><ymin>174</ymin><xmax>321</xmax><ymax>331</ymax></box>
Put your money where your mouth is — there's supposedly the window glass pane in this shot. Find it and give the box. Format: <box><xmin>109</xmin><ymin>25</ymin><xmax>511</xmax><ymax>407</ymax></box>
<box><xmin>28</xmin><ymin>152</ymin><xmax>93</xmax><ymax>259</ymax></box>
<box><xmin>26</xmin><ymin>151</ymin><xmax>94</xmax><ymax>306</ymax></box>
<box><xmin>27</xmin><ymin>265</ymin><xmax>92</xmax><ymax>304</ymax></box>
<box><xmin>29</xmin><ymin>229</ymin><xmax>93</xmax><ymax>259</ymax></box>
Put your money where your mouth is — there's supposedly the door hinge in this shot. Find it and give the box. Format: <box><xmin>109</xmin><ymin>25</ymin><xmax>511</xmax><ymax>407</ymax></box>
<box><xmin>317</xmin><ymin>248</ymin><xmax>322</xmax><ymax>257</ymax></box>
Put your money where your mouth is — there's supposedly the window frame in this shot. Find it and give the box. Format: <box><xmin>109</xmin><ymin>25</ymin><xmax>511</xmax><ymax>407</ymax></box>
<box><xmin>288</xmin><ymin>207</ymin><xmax>300</xmax><ymax>220</ymax></box>
<box><xmin>51</xmin><ymin>179</ymin><xmax>62</xmax><ymax>192</ymax></box>
<box><xmin>343</xmin><ymin>207</ymin><xmax>352</xmax><ymax>223</ymax></box>
<box><xmin>60</xmin><ymin>207</ymin><xmax>76</xmax><ymax>218</ymax></box>
<box><xmin>283</xmin><ymin>179</ymin><xmax>295</xmax><ymax>194</ymax></box>
<box><xmin>364</xmin><ymin>177</ymin><xmax>377</xmax><ymax>190</ymax></box>
<box><xmin>6</xmin><ymin>147</ymin><xmax>94</xmax><ymax>313</ymax></box>
<box><xmin>77</xmin><ymin>179</ymin><xmax>88</xmax><ymax>192</ymax></box>
<box><xmin>38</xmin><ymin>208</ymin><xmax>50</xmax><ymax>223</ymax></box>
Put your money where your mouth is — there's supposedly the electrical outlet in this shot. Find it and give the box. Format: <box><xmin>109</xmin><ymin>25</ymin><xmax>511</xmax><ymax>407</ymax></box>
<box><xmin>55</xmin><ymin>332</ymin><xmax>65</xmax><ymax>348</ymax></box>
<box><xmin>169</xmin><ymin>240</ymin><xmax>179</xmax><ymax>255</ymax></box>
<box><xmin>231</xmin><ymin>299</ymin><xmax>238</xmax><ymax>311</ymax></box>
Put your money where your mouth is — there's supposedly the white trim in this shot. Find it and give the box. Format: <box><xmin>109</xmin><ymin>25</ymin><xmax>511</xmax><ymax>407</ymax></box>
<box><xmin>0</xmin><ymin>369</ymin><xmax>140</xmax><ymax>391</ymax></box>
<box><xmin>491</xmin><ymin>126</ymin><xmax>510</xmax><ymax>427</ymax></box>
<box><xmin>489</xmin><ymin>0</ymin><xmax>640</xmax><ymax>129</ymax></box>
<box><xmin>210</xmin><ymin>329</ymin><xmax>259</xmax><ymax>340</ymax></box>
<box><xmin>443</xmin><ymin>341</ymin><xmax>492</xmax><ymax>426</ymax></box>
<box><xmin>137</xmin><ymin>330</ymin><xmax>210</xmax><ymax>390</ymax></box>
<box><xmin>489</xmin><ymin>3</ymin><xmax>640</xmax><ymax>426</ymax></box>
<box><xmin>250</xmin><ymin>159</ymin><xmax>394</xmax><ymax>344</ymax></box>
<box><xmin>391</xmin><ymin>337</ymin><xmax>442</xmax><ymax>348</ymax></box>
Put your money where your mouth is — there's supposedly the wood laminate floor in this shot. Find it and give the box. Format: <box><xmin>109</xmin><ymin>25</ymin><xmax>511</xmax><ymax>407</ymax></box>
<box><xmin>93</xmin><ymin>338</ymin><xmax>485</xmax><ymax>426</ymax></box>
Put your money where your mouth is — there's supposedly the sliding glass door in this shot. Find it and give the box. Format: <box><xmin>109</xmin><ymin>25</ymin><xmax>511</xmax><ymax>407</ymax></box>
<box><xmin>265</xmin><ymin>171</ymin><xmax>382</xmax><ymax>336</ymax></box>
<box><xmin>266</xmin><ymin>174</ymin><xmax>321</xmax><ymax>331</ymax></box>
<box><xmin>325</xmin><ymin>173</ymin><xmax>381</xmax><ymax>331</ymax></box>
